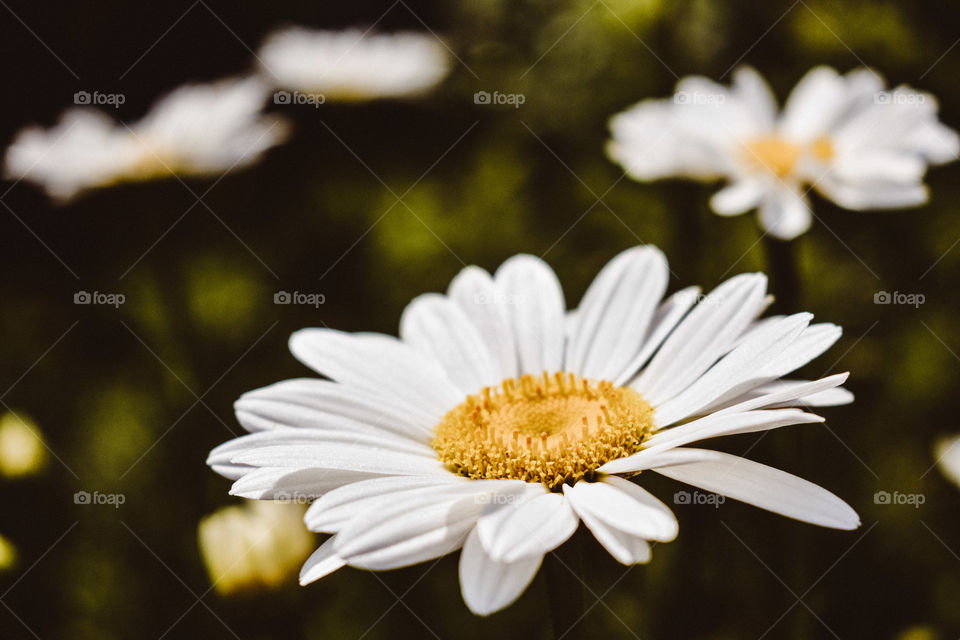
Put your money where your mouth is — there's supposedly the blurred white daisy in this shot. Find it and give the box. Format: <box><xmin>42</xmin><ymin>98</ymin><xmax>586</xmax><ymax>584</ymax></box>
<box><xmin>934</xmin><ymin>434</ymin><xmax>960</xmax><ymax>489</ymax></box>
<box><xmin>607</xmin><ymin>66</ymin><xmax>959</xmax><ymax>239</ymax></box>
<box><xmin>258</xmin><ymin>27</ymin><xmax>450</xmax><ymax>100</ymax></box>
<box><xmin>198</xmin><ymin>500</ymin><xmax>314</xmax><ymax>595</ymax></box>
<box><xmin>4</xmin><ymin>77</ymin><xmax>288</xmax><ymax>202</ymax></box>
<box><xmin>208</xmin><ymin>246</ymin><xmax>858</xmax><ymax>616</ymax></box>
<box><xmin>0</xmin><ymin>411</ymin><xmax>48</xmax><ymax>478</ymax></box>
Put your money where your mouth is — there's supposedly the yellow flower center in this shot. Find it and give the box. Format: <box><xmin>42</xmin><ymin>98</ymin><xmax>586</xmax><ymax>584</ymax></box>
<box><xmin>432</xmin><ymin>372</ymin><xmax>655</xmax><ymax>489</ymax></box>
<box><xmin>744</xmin><ymin>136</ymin><xmax>834</xmax><ymax>179</ymax></box>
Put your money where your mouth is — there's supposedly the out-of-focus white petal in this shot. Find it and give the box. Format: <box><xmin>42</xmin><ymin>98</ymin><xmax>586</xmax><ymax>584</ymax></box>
<box><xmin>758</xmin><ymin>189</ymin><xmax>812</xmax><ymax>240</ymax></box>
<box><xmin>259</xmin><ymin>28</ymin><xmax>450</xmax><ymax>99</ymax></box>
<box><xmin>459</xmin><ymin>527</ymin><xmax>542</xmax><ymax>616</ymax></box>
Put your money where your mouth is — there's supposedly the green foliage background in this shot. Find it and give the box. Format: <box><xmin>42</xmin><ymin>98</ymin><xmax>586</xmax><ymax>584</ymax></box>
<box><xmin>1</xmin><ymin>0</ymin><xmax>959</xmax><ymax>637</ymax></box>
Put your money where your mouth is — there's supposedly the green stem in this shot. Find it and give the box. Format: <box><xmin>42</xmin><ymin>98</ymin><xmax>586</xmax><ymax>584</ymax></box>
<box><xmin>544</xmin><ymin>534</ymin><xmax>587</xmax><ymax>640</ymax></box>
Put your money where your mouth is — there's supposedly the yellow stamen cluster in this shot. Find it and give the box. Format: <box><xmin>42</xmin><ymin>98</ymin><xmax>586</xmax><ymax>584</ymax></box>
<box><xmin>744</xmin><ymin>135</ymin><xmax>835</xmax><ymax>178</ymax></box>
<box><xmin>432</xmin><ymin>372</ymin><xmax>655</xmax><ymax>490</ymax></box>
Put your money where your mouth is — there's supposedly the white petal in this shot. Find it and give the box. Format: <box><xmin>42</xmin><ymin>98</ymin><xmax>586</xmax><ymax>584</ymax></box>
<box><xmin>648</xmin><ymin>448</ymin><xmax>860</xmax><ymax>530</ymax></box>
<box><xmin>236</xmin><ymin>378</ymin><xmax>435</xmax><ymax>439</ymax></box>
<box><xmin>289</xmin><ymin>329</ymin><xmax>462</xmax><ymax>419</ymax></box>
<box><xmin>230</xmin><ymin>442</ymin><xmax>448</xmax><ymax>475</ymax></box>
<box><xmin>758</xmin><ymin>190</ymin><xmax>812</xmax><ymax>241</ymax></box>
<box><xmin>300</xmin><ymin>538</ymin><xmax>346</xmax><ymax>585</ymax></box>
<box><xmin>230</xmin><ymin>467</ymin><xmax>384</xmax><ymax>499</ymax></box>
<box><xmin>618</xmin><ymin>286</ymin><xmax>700</xmax><ymax>386</ymax></box>
<box><xmin>476</xmin><ymin>491</ymin><xmax>578</xmax><ymax>562</ymax></box>
<box><xmin>567</xmin><ymin>246</ymin><xmax>668</xmax><ymax>381</ymax></box>
<box><xmin>400</xmin><ymin>293</ymin><xmax>501</xmax><ymax>394</ymax></box>
<box><xmin>447</xmin><ymin>266</ymin><xmax>519</xmax><ymax>379</ymax></box>
<box><xmin>715</xmin><ymin>374</ymin><xmax>851</xmax><ymax>413</ymax></box>
<box><xmin>732</xmin><ymin>66</ymin><xmax>778</xmax><ymax>129</ymax></box>
<box><xmin>758</xmin><ymin>323</ymin><xmax>841</xmax><ymax>379</ymax></box>
<box><xmin>654</xmin><ymin>313</ymin><xmax>812</xmax><ymax>427</ymax></box>
<box><xmin>494</xmin><ymin>255</ymin><xmax>566</xmax><ymax>375</ymax></box>
<box><xmin>599</xmin><ymin>409</ymin><xmax>824</xmax><ymax>474</ymax></box>
<box><xmin>334</xmin><ymin>481</ymin><xmax>526</xmax><ymax>570</ymax></box>
<box><xmin>305</xmin><ymin>476</ymin><xmax>468</xmax><ymax>533</ymax></box>
<box><xmin>816</xmin><ymin>176</ymin><xmax>929</xmax><ymax>211</ymax></box>
<box><xmin>210</xmin><ymin>427</ymin><xmax>435</xmax><ymax>472</ymax></box>
<box><xmin>564</xmin><ymin>477</ymin><xmax>677</xmax><ymax>542</ymax></box>
<box><xmin>780</xmin><ymin>66</ymin><xmax>849</xmax><ymax>141</ymax></box>
<box><xmin>562</xmin><ymin>484</ymin><xmax>652</xmax><ymax>565</ymax></box>
<box><xmin>459</xmin><ymin>527</ymin><xmax>542</xmax><ymax>616</ymax></box>
<box><xmin>633</xmin><ymin>273</ymin><xmax>768</xmax><ymax>404</ymax></box>
<box><xmin>710</xmin><ymin>178</ymin><xmax>765</xmax><ymax>215</ymax></box>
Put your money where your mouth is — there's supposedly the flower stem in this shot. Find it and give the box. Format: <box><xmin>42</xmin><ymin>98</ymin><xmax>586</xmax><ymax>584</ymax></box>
<box><xmin>544</xmin><ymin>533</ymin><xmax>586</xmax><ymax>640</ymax></box>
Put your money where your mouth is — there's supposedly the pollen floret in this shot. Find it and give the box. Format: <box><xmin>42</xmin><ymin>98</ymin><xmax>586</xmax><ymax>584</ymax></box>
<box><xmin>432</xmin><ymin>372</ymin><xmax>655</xmax><ymax>489</ymax></box>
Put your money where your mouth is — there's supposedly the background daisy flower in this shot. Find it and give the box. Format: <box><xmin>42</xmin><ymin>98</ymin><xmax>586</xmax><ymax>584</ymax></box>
<box><xmin>258</xmin><ymin>28</ymin><xmax>451</xmax><ymax>101</ymax></box>
<box><xmin>4</xmin><ymin>77</ymin><xmax>287</xmax><ymax>202</ymax></box>
<box><xmin>607</xmin><ymin>66</ymin><xmax>959</xmax><ymax>239</ymax></box>
<box><xmin>209</xmin><ymin>245</ymin><xmax>858</xmax><ymax>616</ymax></box>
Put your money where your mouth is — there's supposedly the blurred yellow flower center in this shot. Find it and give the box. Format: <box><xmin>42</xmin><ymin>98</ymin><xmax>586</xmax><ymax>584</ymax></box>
<box><xmin>744</xmin><ymin>136</ymin><xmax>834</xmax><ymax>178</ymax></box>
<box><xmin>432</xmin><ymin>373</ymin><xmax>655</xmax><ymax>489</ymax></box>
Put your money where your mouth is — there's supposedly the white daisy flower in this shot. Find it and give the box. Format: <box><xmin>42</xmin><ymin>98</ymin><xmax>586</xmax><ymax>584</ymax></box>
<box><xmin>208</xmin><ymin>246</ymin><xmax>859</xmax><ymax>616</ymax></box>
<box><xmin>258</xmin><ymin>27</ymin><xmax>451</xmax><ymax>100</ymax></box>
<box><xmin>4</xmin><ymin>77</ymin><xmax>288</xmax><ymax>202</ymax></box>
<box><xmin>607</xmin><ymin>66</ymin><xmax>959</xmax><ymax>239</ymax></box>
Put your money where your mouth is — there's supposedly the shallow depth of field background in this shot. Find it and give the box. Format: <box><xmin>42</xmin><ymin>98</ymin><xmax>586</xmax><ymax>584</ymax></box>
<box><xmin>1</xmin><ymin>0</ymin><xmax>959</xmax><ymax>638</ymax></box>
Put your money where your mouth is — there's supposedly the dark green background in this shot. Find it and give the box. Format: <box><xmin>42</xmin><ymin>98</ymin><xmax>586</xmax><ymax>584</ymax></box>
<box><xmin>1</xmin><ymin>0</ymin><xmax>959</xmax><ymax>637</ymax></box>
